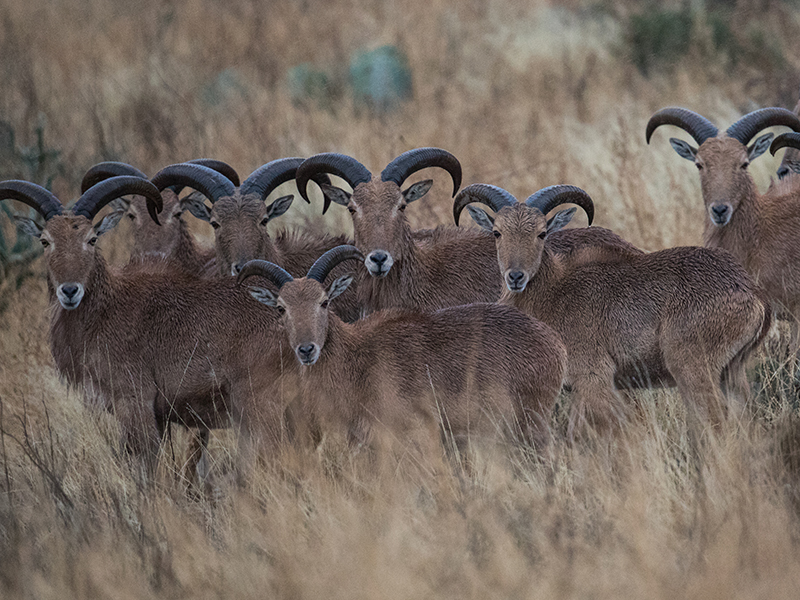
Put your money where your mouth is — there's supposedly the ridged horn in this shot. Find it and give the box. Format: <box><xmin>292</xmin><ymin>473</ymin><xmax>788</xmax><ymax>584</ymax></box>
<box><xmin>295</xmin><ymin>153</ymin><xmax>373</xmax><ymax>214</ymax></box>
<box><xmin>240</xmin><ymin>157</ymin><xmax>330</xmax><ymax>205</ymax></box>
<box><xmin>726</xmin><ymin>108</ymin><xmax>800</xmax><ymax>145</ymax></box>
<box><xmin>80</xmin><ymin>162</ymin><xmax>147</xmax><ymax>194</ymax></box>
<box><xmin>381</xmin><ymin>148</ymin><xmax>462</xmax><ymax>197</ymax></box>
<box><xmin>646</xmin><ymin>107</ymin><xmax>719</xmax><ymax>145</ymax></box>
<box><xmin>151</xmin><ymin>163</ymin><xmax>236</xmax><ymax>203</ymax></box>
<box><xmin>73</xmin><ymin>176</ymin><xmax>164</xmax><ymax>224</ymax></box>
<box><xmin>771</xmin><ymin>132</ymin><xmax>800</xmax><ymax>156</ymax></box>
<box><xmin>237</xmin><ymin>259</ymin><xmax>294</xmax><ymax>290</ymax></box>
<box><xmin>241</xmin><ymin>158</ymin><xmax>303</xmax><ymax>201</ymax></box>
<box><xmin>0</xmin><ymin>180</ymin><xmax>64</xmax><ymax>220</ymax></box>
<box><xmin>186</xmin><ymin>159</ymin><xmax>240</xmax><ymax>187</ymax></box>
<box><xmin>524</xmin><ymin>185</ymin><xmax>594</xmax><ymax>225</ymax></box>
<box><xmin>452</xmin><ymin>184</ymin><xmax>518</xmax><ymax>226</ymax></box>
<box><xmin>306</xmin><ymin>245</ymin><xmax>364</xmax><ymax>284</ymax></box>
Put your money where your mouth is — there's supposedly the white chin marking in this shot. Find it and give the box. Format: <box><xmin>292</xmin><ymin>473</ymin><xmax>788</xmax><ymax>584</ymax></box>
<box><xmin>56</xmin><ymin>284</ymin><xmax>84</xmax><ymax>310</ymax></box>
<box><xmin>298</xmin><ymin>353</ymin><xmax>319</xmax><ymax>366</ymax></box>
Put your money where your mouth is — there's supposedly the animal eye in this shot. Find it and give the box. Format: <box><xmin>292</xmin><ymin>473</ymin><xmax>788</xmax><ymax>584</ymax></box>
<box><xmin>40</xmin><ymin>239</ymin><xmax>50</xmax><ymax>248</ymax></box>
<box><xmin>399</xmin><ymin>205</ymin><xmax>407</xmax><ymax>212</ymax></box>
<box><xmin>741</xmin><ymin>161</ymin><xmax>749</xmax><ymax>169</ymax></box>
<box><xmin>210</xmin><ymin>221</ymin><xmax>220</xmax><ymax>230</ymax></box>
<box><xmin>347</xmin><ymin>207</ymin><xmax>356</xmax><ymax>215</ymax></box>
<box><xmin>127</xmin><ymin>214</ymin><xmax>135</xmax><ymax>221</ymax></box>
<box><xmin>321</xmin><ymin>299</ymin><xmax>329</xmax><ymax>309</ymax></box>
<box><xmin>88</xmin><ymin>237</ymin><xmax>98</xmax><ymax>246</ymax></box>
<box><xmin>695</xmin><ymin>163</ymin><xmax>703</xmax><ymax>170</ymax></box>
<box><xmin>260</xmin><ymin>217</ymin><xmax>269</xmax><ymax>226</ymax></box>
<box><xmin>276</xmin><ymin>305</ymin><xmax>285</xmax><ymax>315</ymax></box>
<box><xmin>493</xmin><ymin>230</ymin><xmax>501</xmax><ymax>239</ymax></box>
<box><xmin>538</xmin><ymin>231</ymin><xmax>547</xmax><ymax>239</ymax></box>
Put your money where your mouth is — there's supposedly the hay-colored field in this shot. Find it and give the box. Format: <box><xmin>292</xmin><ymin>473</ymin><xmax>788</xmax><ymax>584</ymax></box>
<box><xmin>3</xmin><ymin>0</ymin><xmax>800</xmax><ymax>597</ymax></box>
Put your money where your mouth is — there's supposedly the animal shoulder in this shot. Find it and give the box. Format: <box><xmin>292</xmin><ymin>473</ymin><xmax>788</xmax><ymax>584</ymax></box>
<box><xmin>414</xmin><ymin>224</ymin><xmax>490</xmax><ymax>246</ymax></box>
<box><xmin>275</xmin><ymin>229</ymin><xmax>351</xmax><ymax>253</ymax></box>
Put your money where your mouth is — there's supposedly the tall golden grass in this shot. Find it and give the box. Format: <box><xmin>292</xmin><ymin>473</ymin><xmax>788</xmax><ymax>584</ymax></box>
<box><xmin>3</xmin><ymin>0</ymin><xmax>800</xmax><ymax>597</ymax></box>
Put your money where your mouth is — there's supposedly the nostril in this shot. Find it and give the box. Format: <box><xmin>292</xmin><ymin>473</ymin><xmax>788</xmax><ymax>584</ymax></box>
<box><xmin>508</xmin><ymin>271</ymin><xmax>525</xmax><ymax>283</ymax></box>
<box><xmin>298</xmin><ymin>344</ymin><xmax>316</xmax><ymax>357</ymax></box>
<box><xmin>712</xmin><ymin>205</ymin><xmax>728</xmax><ymax>216</ymax></box>
<box><xmin>61</xmin><ymin>284</ymin><xmax>79</xmax><ymax>298</ymax></box>
<box><xmin>370</xmin><ymin>251</ymin><xmax>387</xmax><ymax>265</ymax></box>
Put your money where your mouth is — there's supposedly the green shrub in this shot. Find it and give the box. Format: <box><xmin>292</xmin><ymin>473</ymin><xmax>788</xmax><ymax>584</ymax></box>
<box><xmin>349</xmin><ymin>45</ymin><xmax>412</xmax><ymax>114</ymax></box>
<box><xmin>287</xmin><ymin>63</ymin><xmax>336</xmax><ymax>110</ymax></box>
<box><xmin>0</xmin><ymin>115</ymin><xmax>62</xmax><ymax>306</ymax></box>
<box><xmin>626</xmin><ymin>7</ymin><xmax>693</xmax><ymax>76</ymax></box>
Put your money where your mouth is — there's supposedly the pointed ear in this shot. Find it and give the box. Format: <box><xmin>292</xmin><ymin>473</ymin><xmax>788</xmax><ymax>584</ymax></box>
<box><xmin>319</xmin><ymin>183</ymin><xmax>352</xmax><ymax>207</ymax></box>
<box><xmin>94</xmin><ymin>210</ymin><xmax>127</xmax><ymax>236</ymax></box>
<box><xmin>465</xmin><ymin>205</ymin><xmax>495</xmax><ymax>232</ymax></box>
<box><xmin>669</xmin><ymin>137</ymin><xmax>698</xmax><ymax>161</ymax></box>
<box><xmin>326</xmin><ymin>275</ymin><xmax>353</xmax><ymax>302</ymax></box>
<box><xmin>748</xmin><ymin>133</ymin><xmax>774</xmax><ymax>161</ymax></box>
<box><xmin>401</xmin><ymin>179</ymin><xmax>433</xmax><ymax>204</ymax></box>
<box><xmin>546</xmin><ymin>207</ymin><xmax>577</xmax><ymax>235</ymax></box>
<box><xmin>249</xmin><ymin>286</ymin><xmax>280</xmax><ymax>307</ymax></box>
<box><xmin>180</xmin><ymin>192</ymin><xmax>212</xmax><ymax>222</ymax></box>
<box><xmin>13</xmin><ymin>216</ymin><xmax>43</xmax><ymax>239</ymax></box>
<box><xmin>265</xmin><ymin>195</ymin><xmax>294</xmax><ymax>221</ymax></box>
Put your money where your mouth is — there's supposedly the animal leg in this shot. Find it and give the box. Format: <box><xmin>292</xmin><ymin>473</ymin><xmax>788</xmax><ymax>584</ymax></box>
<box><xmin>181</xmin><ymin>427</ymin><xmax>211</xmax><ymax>490</ymax></box>
<box><xmin>721</xmin><ymin>362</ymin><xmax>752</xmax><ymax>420</ymax></box>
<box><xmin>113</xmin><ymin>391</ymin><xmax>162</xmax><ymax>478</ymax></box>
<box><xmin>670</xmin><ymin>366</ymin><xmax>727</xmax><ymax>427</ymax></box>
<box><xmin>513</xmin><ymin>403</ymin><xmax>553</xmax><ymax>459</ymax></box>
<box><xmin>567</xmin><ymin>357</ymin><xmax>626</xmax><ymax>441</ymax></box>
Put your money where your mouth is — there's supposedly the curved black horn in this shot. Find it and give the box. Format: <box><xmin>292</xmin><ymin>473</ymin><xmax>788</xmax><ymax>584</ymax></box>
<box><xmin>0</xmin><ymin>180</ymin><xmax>63</xmax><ymax>220</ymax></box>
<box><xmin>295</xmin><ymin>153</ymin><xmax>372</xmax><ymax>213</ymax></box>
<box><xmin>237</xmin><ymin>259</ymin><xmax>294</xmax><ymax>289</ymax></box>
<box><xmin>151</xmin><ymin>163</ymin><xmax>236</xmax><ymax>203</ymax></box>
<box><xmin>74</xmin><ymin>176</ymin><xmax>164</xmax><ymax>225</ymax></box>
<box><xmin>524</xmin><ymin>185</ymin><xmax>594</xmax><ymax>225</ymax></box>
<box><xmin>646</xmin><ymin>107</ymin><xmax>719</xmax><ymax>146</ymax></box>
<box><xmin>726</xmin><ymin>108</ymin><xmax>800</xmax><ymax>145</ymax></box>
<box><xmin>770</xmin><ymin>132</ymin><xmax>800</xmax><ymax>156</ymax></box>
<box><xmin>381</xmin><ymin>148</ymin><xmax>462</xmax><ymax>198</ymax></box>
<box><xmin>306</xmin><ymin>245</ymin><xmax>364</xmax><ymax>284</ymax></box>
<box><xmin>186</xmin><ymin>159</ymin><xmax>240</xmax><ymax>187</ymax></box>
<box><xmin>452</xmin><ymin>184</ymin><xmax>518</xmax><ymax>226</ymax></box>
<box><xmin>240</xmin><ymin>157</ymin><xmax>330</xmax><ymax>205</ymax></box>
<box><xmin>241</xmin><ymin>157</ymin><xmax>303</xmax><ymax>201</ymax></box>
<box><xmin>81</xmin><ymin>162</ymin><xmax>147</xmax><ymax>194</ymax></box>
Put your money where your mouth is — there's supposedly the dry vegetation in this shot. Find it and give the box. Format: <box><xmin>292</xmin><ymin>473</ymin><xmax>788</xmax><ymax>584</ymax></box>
<box><xmin>3</xmin><ymin>0</ymin><xmax>800</xmax><ymax>597</ymax></box>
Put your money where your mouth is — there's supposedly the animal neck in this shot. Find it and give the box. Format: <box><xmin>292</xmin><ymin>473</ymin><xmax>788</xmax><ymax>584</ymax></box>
<box><xmin>703</xmin><ymin>184</ymin><xmax>759</xmax><ymax>268</ymax></box>
<box><xmin>501</xmin><ymin>248</ymin><xmax>562</xmax><ymax>310</ymax></box>
<box><xmin>357</xmin><ymin>226</ymin><xmax>421</xmax><ymax>312</ymax></box>
<box><xmin>174</xmin><ymin>219</ymin><xmax>205</xmax><ymax>272</ymax></box>
<box><xmin>49</xmin><ymin>256</ymin><xmax>115</xmax><ymax>384</ymax></box>
<box><xmin>301</xmin><ymin>314</ymin><xmax>359</xmax><ymax>389</ymax></box>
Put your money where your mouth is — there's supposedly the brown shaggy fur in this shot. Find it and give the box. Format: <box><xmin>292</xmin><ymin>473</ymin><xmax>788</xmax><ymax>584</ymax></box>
<box><xmin>484</xmin><ymin>203</ymin><xmax>771</xmax><ymax>436</ymax></box>
<box><xmin>251</xmin><ymin>274</ymin><xmax>567</xmax><ymax>460</ymax></box>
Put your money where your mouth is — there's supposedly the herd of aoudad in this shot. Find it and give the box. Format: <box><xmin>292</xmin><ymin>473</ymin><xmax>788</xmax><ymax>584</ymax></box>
<box><xmin>4</xmin><ymin>103</ymin><xmax>800</xmax><ymax>482</ymax></box>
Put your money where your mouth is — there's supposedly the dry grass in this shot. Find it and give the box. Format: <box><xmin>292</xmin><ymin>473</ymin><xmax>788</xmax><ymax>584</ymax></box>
<box><xmin>3</xmin><ymin>0</ymin><xmax>800</xmax><ymax>597</ymax></box>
